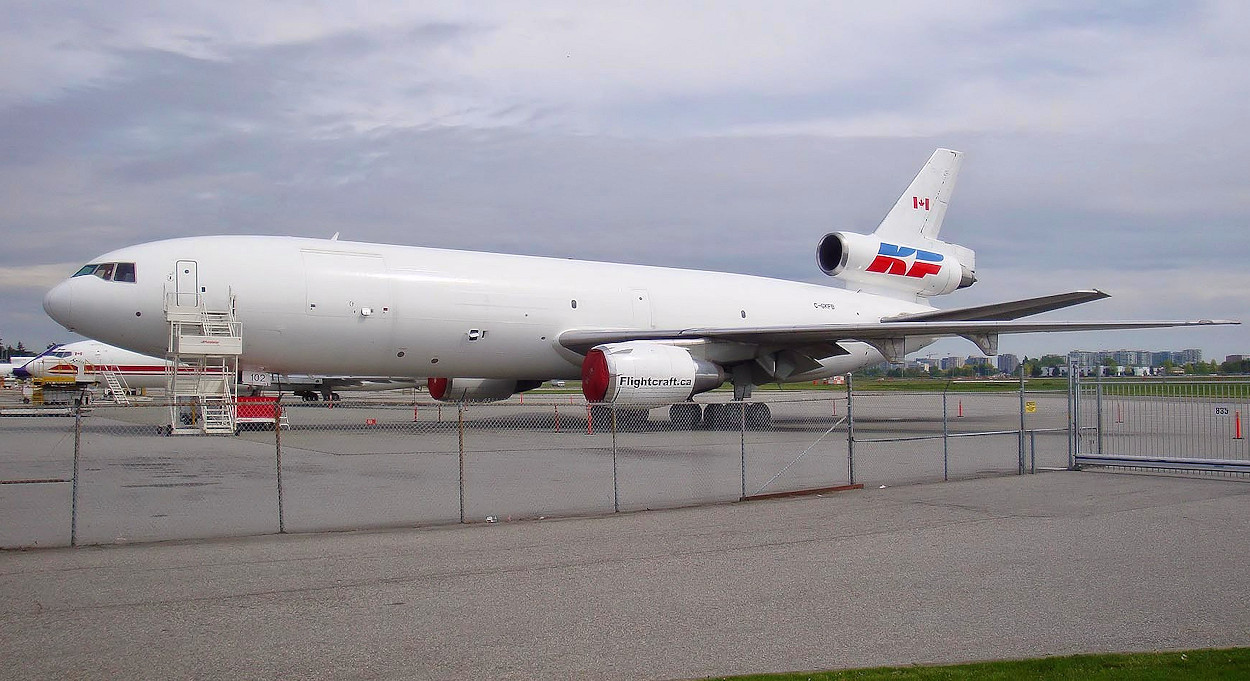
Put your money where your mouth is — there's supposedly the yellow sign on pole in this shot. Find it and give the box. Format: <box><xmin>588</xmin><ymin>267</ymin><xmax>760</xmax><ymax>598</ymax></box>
<box><xmin>1025</xmin><ymin>401</ymin><xmax>1037</xmax><ymax>414</ymax></box>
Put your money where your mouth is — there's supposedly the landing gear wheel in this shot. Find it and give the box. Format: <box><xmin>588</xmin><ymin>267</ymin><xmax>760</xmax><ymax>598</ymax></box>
<box><xmin>669</xmin><ymin>402</ymin><xmax>702</xmax><ymax>430</ymax></box>
<box><xmin>702</xmin><ymin>403</ymin><xmax>719</xmax><ymax>429</ymax></box>
<box><xmin>746</xmin><ymin>402</ymin><xmax>771</xmax><ymax>429</ymax></box>
<box><xmin>618</xmin><ymin>408</ymin><xmax>650</xmax><ymax>431</ymax></box>
<box><xmin>704</xmin><ymin>403</ymin><xmax>748</xmax><ymax>429</ymax></box>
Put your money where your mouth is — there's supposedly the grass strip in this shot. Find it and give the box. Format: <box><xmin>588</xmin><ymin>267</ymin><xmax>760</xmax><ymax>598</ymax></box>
<box><xmin>703</xmin><ymin>648</ymin><xmax>1250</xmax><ymax>680</ymax></box>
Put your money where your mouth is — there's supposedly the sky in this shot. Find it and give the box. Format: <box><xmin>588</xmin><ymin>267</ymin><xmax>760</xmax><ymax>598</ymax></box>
<box><xmin>1</xmin><ymin>1</ymin><xmax>1247</xmax><ymax>362</ymax></box>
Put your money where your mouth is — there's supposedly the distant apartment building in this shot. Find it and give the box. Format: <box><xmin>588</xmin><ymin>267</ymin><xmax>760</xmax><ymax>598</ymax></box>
<box><xmin>1111</xmin><ymin>350</ymin><xmax>1153</xmax><ymax>367</ymax></box>
<box><xmin>939</xmin><ymin>356</ymin><xmax>964</xmax><ymax>371</ymax></box>
<box><xmin>1067</xmin><ymin>350</ymin><xmax>1099</xmax><ymax>371</ymax></box>
<box><xmin>1070</xmin><ymin>348</ymin><xmax>1203</xmax><ymax>369</ymax></box>
<box><xmin>1174</xmin><ymin>348</ymin><xmax>1203</xmax><ymax>365</ymax></box>
<box><xmin>996</xmin><ymin>353</ymin><xmax>1019</xmax><ymax>374</ymax></box>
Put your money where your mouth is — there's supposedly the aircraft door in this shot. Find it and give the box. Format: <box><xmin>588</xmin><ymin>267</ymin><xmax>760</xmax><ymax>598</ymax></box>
<box><xmin>175</xmin><ymin>260</ymin><xmax>199</xmax><ymax>306</ymax></box>
<box><xmin>630</xmin><ymin>289</ymin><xmax>653</xmax><ymax>329</ymax></box>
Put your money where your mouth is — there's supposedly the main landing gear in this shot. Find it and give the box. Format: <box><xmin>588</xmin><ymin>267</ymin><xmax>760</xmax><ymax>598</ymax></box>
<box><xmin>587</xmin><ymin>402</ymin><xmax>771</xmax><ymax>431</ymax></box>
<box><xmin>294</xmin><ymin>390</ymin><xmax>341</xmax><ymax>402</ymax></box>
<box><xmin>669</xmin><ymin>401</ymin><xmax>771</xmax><ymax>430</ymax></box>
<box><xmin>668</xmin><ymin>368</ymin><xmax>771</xmax><ymax>430</ymax></box>
<box><xmin>673</xmin><ymin>367</ymin><xmax>771</xmax><ymax>430</ymax></box>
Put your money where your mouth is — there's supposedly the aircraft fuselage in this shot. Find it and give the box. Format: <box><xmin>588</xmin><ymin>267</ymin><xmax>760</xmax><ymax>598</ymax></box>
<box><xmin>44</xmin><ymin>236</ymin><xmax>930</xmax><ymax>380</ymax></box>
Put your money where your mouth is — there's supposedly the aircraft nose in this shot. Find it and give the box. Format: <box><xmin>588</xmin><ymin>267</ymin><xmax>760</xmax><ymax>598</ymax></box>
<box><xmin>43</xmin><ymin>280</ymin><xmax>74</xmax><ymax>330</ymax></box>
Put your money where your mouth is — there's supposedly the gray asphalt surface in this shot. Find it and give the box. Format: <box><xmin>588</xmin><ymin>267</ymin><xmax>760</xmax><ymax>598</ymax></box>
<box><xmin>3</xmin><ymin>470</ymin><xmax>1248</xmax><ymax>680</ymax></box>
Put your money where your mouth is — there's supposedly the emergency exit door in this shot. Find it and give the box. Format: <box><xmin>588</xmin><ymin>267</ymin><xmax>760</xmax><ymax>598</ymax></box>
<box><xmin>176</xmin><ymin>260</ymin><xmax>199</xmax><ymax>306</ymax></box>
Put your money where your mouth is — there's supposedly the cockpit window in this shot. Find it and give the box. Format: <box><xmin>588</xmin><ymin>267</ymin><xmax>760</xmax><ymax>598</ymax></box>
<box><xmin>70</xmin><ymin>262</ymin><xmax>136</xmax><ymax>282</ymax></box>
<box><xmin>31</xmin><ymin>346</ymin><xmax>70</xmax><ymax>360</ymax></box>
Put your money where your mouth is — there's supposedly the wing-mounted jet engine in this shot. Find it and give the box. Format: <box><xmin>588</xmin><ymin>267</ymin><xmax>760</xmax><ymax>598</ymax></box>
<box><xmin>580</xmin><ymin>341</ymin><xmax>737</xmax><ymax>430</ymax></box>
<box><xmin>427</xmin><ymin>377</ymin><xmax>544</xmax><ymax>402</ymax></box>
<box><xmin>580</xmin><ymin>341</ymin><xmax>725</xmax><ymax>405</ymax></box>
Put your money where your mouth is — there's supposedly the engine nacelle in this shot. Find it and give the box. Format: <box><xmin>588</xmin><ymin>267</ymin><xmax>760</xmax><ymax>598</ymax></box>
<box><xmin>427</xmin><ymin>377</ymin><xmax>543</xmax><ymax>402</ymax></box>
<box><xmin>816</xmin><ymin>231</ymin><xmax>976</xmax><ymax>297</ymax></box>
<box><xmin>581</xmin><ymin>341</ymin><xmax>725</xmax><ymax>405</ymax></box>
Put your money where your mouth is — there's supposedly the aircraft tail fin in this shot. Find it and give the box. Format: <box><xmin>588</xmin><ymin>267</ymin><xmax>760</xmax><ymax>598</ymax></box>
<box><xmin>873</xmin><ymin>148</ymin><xmax>962</xmax><ymax>242</ymax></box>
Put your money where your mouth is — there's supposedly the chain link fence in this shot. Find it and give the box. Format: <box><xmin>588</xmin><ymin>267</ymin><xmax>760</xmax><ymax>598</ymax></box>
<box><xmin>7</xmin><ymin>372</ymin><xmax>1209</xmax><ymax>549</ymax></box>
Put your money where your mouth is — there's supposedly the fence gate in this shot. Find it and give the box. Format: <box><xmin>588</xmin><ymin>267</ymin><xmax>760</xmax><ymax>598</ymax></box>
<box><xmin>1072</xmin><ymin>372</ymin><xmax>1250</xmax><ymax>473</ymax></box>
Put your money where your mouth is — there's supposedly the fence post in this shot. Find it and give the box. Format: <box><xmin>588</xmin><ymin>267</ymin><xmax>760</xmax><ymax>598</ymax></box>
<box><xmin>740</xmin><ymin>399</ymin><xmax>747</xmax><ymax>499</ymax></box>
<box><xmin>458</xmin><ymin>401</ymin><xmax>465</xmax><ymax>523</ymax></box>
<box><xmin>611</xmin><ymin>403</ymin><xmax>619</xmax><ymax>513</ymax></box>
<box><xmin>846</xmin><ymin>374</ymin><xmax>855</xmax><ymax>485</ymax></box>
<box><xmin>1018</xmin><ymin>362</ymin><xmax>1026</xmax><ymax>475</ymax></box>
<box><xmin>942</xmin><ymin>388</ymin><xmax>949</xmax><ymax>482</ymax></box>
<box><xmin>1068</xmin><ymin>360</ymin><xmax>1077</xmax><ymax>470</ymax></box>
<box><xmin>275</xmin><ymin>402</ymin><xmax>285</xmax><ymax>534</ymax></box>
<box><xmin>71</xmin><ymin>398</ymin><xmax>82</xmax><ymax>547</ymax></box>
<box><xmin>1096</xmin><ymin>371</ymin><xmax>1104</xmax><ymax>458</ymax></box>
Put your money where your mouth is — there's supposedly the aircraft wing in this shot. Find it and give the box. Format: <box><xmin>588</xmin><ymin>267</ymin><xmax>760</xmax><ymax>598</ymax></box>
<box><xmin>559</xmin><ymin>291</ymin><xmax>1238</xmax><ymax>362</ymax></box>
<box><xmin>883</xmin><ymin>289</ymin><xmax>1111</xmax><ymax>322</ymax></box>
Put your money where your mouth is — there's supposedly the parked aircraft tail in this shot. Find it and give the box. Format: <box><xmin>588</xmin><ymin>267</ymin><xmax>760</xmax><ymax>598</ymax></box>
<box><xmin>816</xmin><ymin>148</ymin><xmax>975</xmax><ymax>299</ymax></box>
<box><xmin>874</xmin><ymin>148</ymin><xmax>962</xmax><ymax>241</ymax></box>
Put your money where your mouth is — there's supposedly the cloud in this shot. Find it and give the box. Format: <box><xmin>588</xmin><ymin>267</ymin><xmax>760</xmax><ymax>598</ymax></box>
<box><xmin>0</xmin><ymin>263</ymin><xmax>80</xmax><ymax>290</ymax></box>
<box><xmin>0</xmin><ymin>1</ymin><xmax>1247</xmax><ymax>359</ymax></box>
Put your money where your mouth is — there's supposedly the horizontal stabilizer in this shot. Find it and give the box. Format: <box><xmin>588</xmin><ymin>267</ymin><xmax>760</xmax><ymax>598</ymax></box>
<box><xmin>885</xmin><ymin>290</ymin><xmax>1110</xmax><ymax>322</ymax></box>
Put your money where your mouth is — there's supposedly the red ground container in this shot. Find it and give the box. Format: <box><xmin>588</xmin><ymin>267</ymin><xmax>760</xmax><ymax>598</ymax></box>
<box><xmin>236</xmin><ymin>395</ymin><xmax>280</xmax><ymax>422</ymax></box>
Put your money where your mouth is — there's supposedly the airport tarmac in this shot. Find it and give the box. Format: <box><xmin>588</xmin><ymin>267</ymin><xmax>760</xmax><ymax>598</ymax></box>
<box><xmin>2</xmin><ymin>470</ymin><xmax>1248</xmax><ymax>680</ymax></box>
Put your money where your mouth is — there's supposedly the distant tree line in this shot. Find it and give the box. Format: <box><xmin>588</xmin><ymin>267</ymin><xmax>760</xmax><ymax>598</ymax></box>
<box><xmin>0</xmin><ymin>337</ymin><xmax>57</xmax><ymax>361</ymax></box>
<box><xmin>857</xmin><ymin>362</ymin><xmax>998</xmax><ymax>379</ymax></box>
<box><xmin>857</xmin><ymin>353</ymin><xmax>1250</xmax><ymax>379</ymax></box>
<box><xmin>0</xmin><ymin>338</ymin><xmax>31</xmax><ymax>361</ymax></box>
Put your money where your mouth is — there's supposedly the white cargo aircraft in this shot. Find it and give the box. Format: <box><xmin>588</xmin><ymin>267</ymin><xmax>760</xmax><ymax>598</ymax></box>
<box><xmin>13</xmin><ymin>340</ymin><xmax>178</xmax><ymax>389</ymax></box>
<box><xmin>41</xmin><ymin>149</ymin><xmax>1234</xmax><ymax>427</ymax></box>
<box><xmin>0</xmin><ymin>356</ymin><xmax>37</xmax><ymax>379</ymax></box>
<box><xmin>15</xmin><ymin>339</ymin><xmax>419</xmax><ymax>401</ymax></box>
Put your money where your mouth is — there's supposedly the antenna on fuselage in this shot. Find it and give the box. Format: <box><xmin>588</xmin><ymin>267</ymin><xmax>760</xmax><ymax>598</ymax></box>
<box><xmin>330</xmin><ymin>232</ymin><xmax>340</xmax><ymax>241</ymax></box>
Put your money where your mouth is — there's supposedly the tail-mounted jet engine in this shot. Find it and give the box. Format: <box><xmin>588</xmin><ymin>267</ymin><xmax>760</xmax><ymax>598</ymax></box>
<box><xmin>815</xmin><ymin>231</ymin><xmax>976</xmax><ymax>297</ymax></box>
<box><xmin>427</xmin><ymin>377</ymin><xmax>544</xmax><ymax>402</ymax></box>
<box><xmin>581</xmin><ymin>341</ymin><xmax>725</xmax><ymax>405</ymax></box>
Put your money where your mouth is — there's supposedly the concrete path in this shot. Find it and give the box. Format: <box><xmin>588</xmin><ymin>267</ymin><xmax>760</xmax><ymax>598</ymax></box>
<box><xmin>2</xmin><ymin>470</ymin><xmax>1248</xmax><ymax>680</ymax></box>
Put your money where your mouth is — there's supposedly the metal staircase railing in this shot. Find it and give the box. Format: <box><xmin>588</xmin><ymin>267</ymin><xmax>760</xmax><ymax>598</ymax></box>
<box><xmin>98</xmin><ymin>367</ymin><xmax>131</xmax><ymax>405</ymax></box>
<box><xmin>199</xmin><ymin>397</ymin><xmax>235</xmax><ymax>434</ymax></box>
<box><xmin>164</xmin><ymin>288</ymin><xmax>241</xmax><ymax>435</ymax></box>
